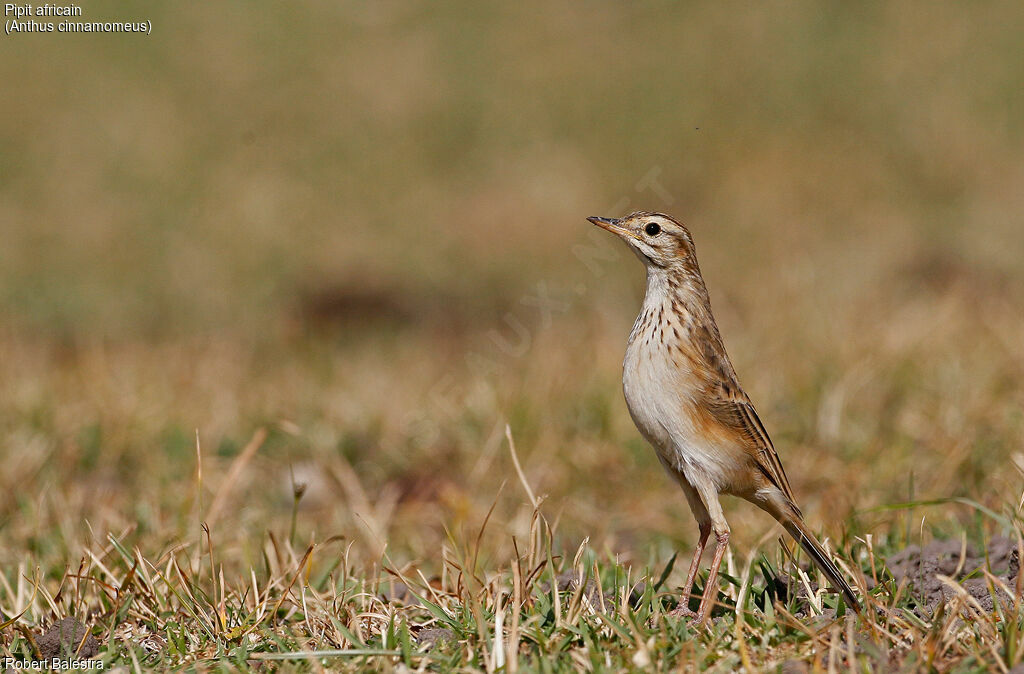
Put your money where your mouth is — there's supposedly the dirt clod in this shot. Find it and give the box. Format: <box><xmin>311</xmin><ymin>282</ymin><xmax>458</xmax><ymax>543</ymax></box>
<box><xmin>885</xmin><ymin>536</ymin><xmax>1022</xmax><ymax>615</ymax></box>
<box><xmin>415</xmin><ymin>627</ymin><xmax>456</xmax><ymax>649</ymax></box>
<box><xmin>780</xmin><ymin>659</ymin><xmax>810</xmax><ymax>674</ymax></box>
<box><xmin>379</xmin><ymin>581</ymin><xmax>423</xmax><ymax>606</ymax></box>
<box><xmin>539</xmin><ymin>570</ymin><xmax>645</xmax><ymax>610</ymax></box>
<box><xmin>36</xmin><ymin>617</ymin><xmax>100</xmax><ymax>660</ymax></box>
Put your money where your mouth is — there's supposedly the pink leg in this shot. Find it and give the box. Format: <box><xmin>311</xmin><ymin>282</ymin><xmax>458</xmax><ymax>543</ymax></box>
<box><xmin>694</xmin><ymin>531</ymin><xmax>730</xmax><ymax>624</ymax></box>
<box><xmin>669</xmin><ymin>522</ymin><xmax>711</xmax><ymax>617</ymax></box>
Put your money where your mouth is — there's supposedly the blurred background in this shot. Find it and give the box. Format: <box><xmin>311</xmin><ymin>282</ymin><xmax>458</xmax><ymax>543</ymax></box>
<box><xmin>1</xmin><ymin>1</ymin><xmax>1022</xmax><ymax>574</ymax></box>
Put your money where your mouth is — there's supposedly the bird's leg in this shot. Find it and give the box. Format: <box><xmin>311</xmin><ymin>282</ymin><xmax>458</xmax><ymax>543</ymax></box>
<box><xmin>669</xmin><ymin>522</ymin><xmax>711</xmax><ymax>617</ymax></box>
<box><xmin>694</xmin><ymin>530</ymin><xmax>730</xmax><ymax>625</ymax></box>
<box><xmin>685</xmin><ymin>478</ymin><xmax>730</xmax><ymax>626</ymax></box>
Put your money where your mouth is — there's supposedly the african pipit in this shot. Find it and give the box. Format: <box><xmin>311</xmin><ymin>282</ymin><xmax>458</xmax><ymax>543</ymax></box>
<box><xmin>588</xmin><ymin>211</ymin><xmax>859</xmax><ymax>623</ymax></box>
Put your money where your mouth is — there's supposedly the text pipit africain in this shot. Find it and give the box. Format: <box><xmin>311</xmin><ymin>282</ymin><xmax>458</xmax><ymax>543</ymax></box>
<box><xmin>588</xmin><ymin>211</ymin><xmax>860</xmax><ymax>624</ymax></box>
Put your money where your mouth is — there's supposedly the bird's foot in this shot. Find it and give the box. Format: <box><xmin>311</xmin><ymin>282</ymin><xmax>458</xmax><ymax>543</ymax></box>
<box><xmin>648</xmin><ymin>604</ymin><xmax>706</xmax><ymax>628</ymax></box>
<box><xmin>666</xmin><ymin>605</ymin><xmax>698</xmax><ymax>620</ymax></box>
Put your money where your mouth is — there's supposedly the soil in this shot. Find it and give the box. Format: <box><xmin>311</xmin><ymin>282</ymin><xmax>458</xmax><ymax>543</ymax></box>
<box><xmin>36</xmin><ymin>617</ymin><xmax>100</xmax><ymax>660</ymax></box>
<box><xmin>884</xmin><ymin>536</ymin><xmax>1021</xmax><ymax>615</ymax></box>
<box><xmin>775</xmin><ymin>536</ymin><xmax>1022</xmax><ymax>620</ymax></box>
<box><xmin>539</xmin><ymin>570</ymin><xmax>647</xmax><ymax>609</ymax></box>
<box><xmin>414</xmin><ymin>627</ymin><xmax>457</xmax><ymax>649</ymax></box>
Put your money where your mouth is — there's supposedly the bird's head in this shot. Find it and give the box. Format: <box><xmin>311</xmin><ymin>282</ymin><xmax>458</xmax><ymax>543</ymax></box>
<box><xmin>587</xmin><ymin>211</ymin><xmax>697</xmax><ymax>271</ymax></box>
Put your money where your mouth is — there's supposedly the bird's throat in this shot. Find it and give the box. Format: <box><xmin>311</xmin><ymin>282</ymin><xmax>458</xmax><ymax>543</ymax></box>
<box><xmin>628</xmin><ymin>270</ymin><xmax>702</xmax><ymax>349</ymax></box>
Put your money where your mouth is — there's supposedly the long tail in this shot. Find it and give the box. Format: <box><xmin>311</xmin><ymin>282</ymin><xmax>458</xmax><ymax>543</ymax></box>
<box><xmin>781</xmin><ymin>516</ymin><xmax>861</xmax><ymax>613</ymax></box>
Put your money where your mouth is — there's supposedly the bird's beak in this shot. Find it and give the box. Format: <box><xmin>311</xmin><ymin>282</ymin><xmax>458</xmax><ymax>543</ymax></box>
<box><xmin>587</xmin><ymin>216</ymin><xmax>634</xmax><ymax>239</ymax></box>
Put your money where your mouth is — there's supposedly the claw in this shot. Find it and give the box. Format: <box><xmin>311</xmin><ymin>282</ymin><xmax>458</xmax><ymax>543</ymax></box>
<box><xmin>650</xmin><ymin>603</ymin><xmax>708</xmax><ymax>629</ymax></box>
<box><xmin>666</xmin><ymin>605</ymin><xmax>698</xmax><ymax>619</ymax></box>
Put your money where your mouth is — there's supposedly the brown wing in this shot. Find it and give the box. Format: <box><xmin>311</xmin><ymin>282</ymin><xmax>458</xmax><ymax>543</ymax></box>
<box><xmin>691</xmin><ymin>321</ymin><xmax>798</xmax><ymax>506</ymax></box>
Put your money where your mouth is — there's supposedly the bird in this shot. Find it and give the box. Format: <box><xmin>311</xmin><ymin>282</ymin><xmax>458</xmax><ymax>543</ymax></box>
<box><xmin>587</xmin><ymin>211</ymin><xmax>860</xmax><ymax>624</ymax></box>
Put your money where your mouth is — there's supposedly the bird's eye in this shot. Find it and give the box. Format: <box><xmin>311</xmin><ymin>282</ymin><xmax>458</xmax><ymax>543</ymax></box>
<box><xmin>644</xmin><ymin>222</ymin><xmax>661</xmax><ymax>236</ymax></box>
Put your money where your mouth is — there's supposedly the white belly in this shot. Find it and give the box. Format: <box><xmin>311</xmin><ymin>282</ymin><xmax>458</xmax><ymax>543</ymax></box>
<box><xmin>622</xmin><ymin>337</ymin><xmax>738</xmax><ymax>490</ymax></box>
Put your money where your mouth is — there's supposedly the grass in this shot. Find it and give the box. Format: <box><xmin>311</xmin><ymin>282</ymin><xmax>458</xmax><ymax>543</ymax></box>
<box><xmin>3</xmin><ymin>0</ymin><xmax>1024</xmax><ymax>670</ymax></box>
<box><xmin>2</xmin><ymin>445</ymin><xmax>1024</xmax><ymax>671</ymax></box>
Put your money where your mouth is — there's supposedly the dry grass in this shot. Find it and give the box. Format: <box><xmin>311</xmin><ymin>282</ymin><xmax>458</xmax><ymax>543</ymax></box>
<box><xmin>2</xmin><ymin>1</ymin><xmax>1024</xmax><ymax>670</ymax></box>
